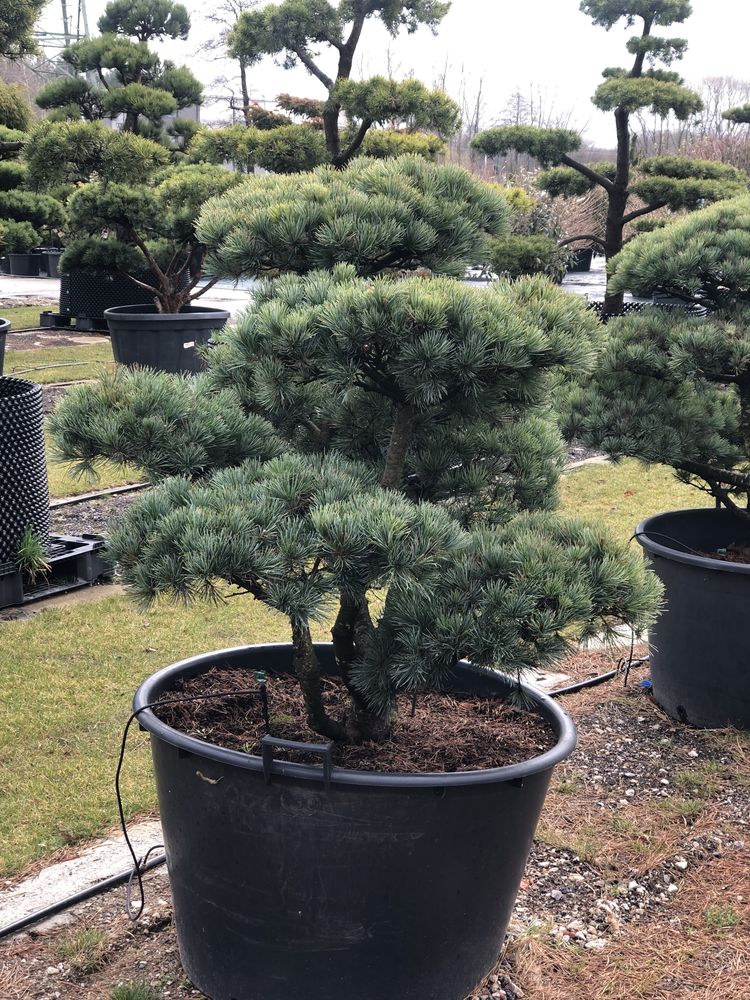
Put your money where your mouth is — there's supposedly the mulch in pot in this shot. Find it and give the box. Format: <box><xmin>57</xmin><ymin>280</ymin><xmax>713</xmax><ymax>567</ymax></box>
<box><xmin>698</xmin><ymin>543</ymin><xmax>750</xmax><ymax>565</ymax></box>
<box><xmin>154</xmin><ymin>667</ymin><xmax>557</xmax><ymax>773</ymax></box>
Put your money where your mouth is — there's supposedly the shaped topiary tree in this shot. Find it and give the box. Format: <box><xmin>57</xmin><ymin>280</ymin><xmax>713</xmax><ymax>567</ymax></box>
<box><xmin>560</xmin><ymin>196</ymin><xmax>750</xmax><ymax>729</ymax></box>
<box><xmin>35</xmin><ymin>0</ymin><xmax>201</xmax><ymax>140</ymax></box>
<box><xmin>228</xmin><ymin>0</ymin><xmax>459</xmax><ymax>167</ymax></box>
<box><xmin>563</xmin><ymin>196</ymin><xmax>750</xmax><ymax>513</ymax></box>
<box><xmin>52</xmin><ymin>155</ymin><xmax>660</xmax><ymax>744</ymax></box>
<box><xmin>471</xmin><ymin>1</ymin><xmax>746</xmax><ymax>313</ymax></box>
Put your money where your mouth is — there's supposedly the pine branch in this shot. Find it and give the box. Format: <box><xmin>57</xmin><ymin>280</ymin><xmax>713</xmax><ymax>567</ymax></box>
<box><xmin>292</xmin><ymin>46</ymin><xmax>334</xmax><ymax>90</ymax></box>
<box><xmin>560</xmin><ymin>154</ymin><xmax>615</xmax><ymax>194</ymax></box>
<box><xmin>621</xmin><ymin>201</ymin><xmax>667</xmax><ymax>225</ymax></box>
<box><xmin>335</xmin><ymin>117</ymin><xmax>373</xmax><ymax>167</ymax></box>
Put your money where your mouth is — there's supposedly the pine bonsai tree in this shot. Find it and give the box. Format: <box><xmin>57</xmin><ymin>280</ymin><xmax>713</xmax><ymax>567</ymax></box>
<box><xmin>59</xmin><ymin>162</ymin><xmax>241</xmax><ymax>313</ymax></box>
<box><xmin>51</xmin><ymin>156</ymin><xmax>661</xmax><ymax>744</ymax></box>
<box><xmin>471</xmin><ymin>2</ymin><xmax>746</xmax><ymax>313</ymax></box>
<box><xmin>563</xmin><ymin>196</ymin><xmax>750</xmax><ymax>515</ymax></box>
<box><xmin>35</xmin><ymin>0</ymin><xmax>201</xmax><ymax>140</ymax></box>
<box><xmin>227</xmin><ymin>0</ymin><xmax>459</xmax><ymax>167</ymax></box>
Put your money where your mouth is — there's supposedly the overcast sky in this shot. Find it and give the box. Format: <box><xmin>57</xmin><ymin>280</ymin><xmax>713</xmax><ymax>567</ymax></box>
<box><xmin>37</xmin><ymin>0</ymin><xmax>750</xmax><ymax>146</ymax></box>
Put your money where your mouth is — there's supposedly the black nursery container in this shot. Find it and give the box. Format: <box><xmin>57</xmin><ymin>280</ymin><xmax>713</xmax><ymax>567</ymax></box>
<box><xmin>0</xmin><ymin>318</ymin><xmax>9</xmax><ymax>376</ymax></box>
<box><xmin>0</xmin><ymin>377</ymin><xmax>49</xmax><ymax>563</ymax></box>
<box><xmin>105</xmin><ymin>304</ymin><xmax>229</xmax><ymax>374</ymax></box>
<box><xmin>135</xmin><ymin>643</ymin><xmax>577</xmax><ymax>1000</ymax></box>
<box><xmin>637</xmin><ymin>508</ymin><xmax>750</xmax><ymax>729</ymax></box>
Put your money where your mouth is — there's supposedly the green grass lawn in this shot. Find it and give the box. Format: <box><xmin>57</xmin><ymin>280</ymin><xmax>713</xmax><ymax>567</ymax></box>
<box><xmin>560</xmin><ymin>458</ymin><xmax>712</xmax><ymax>545</ymax></box>
<box><xmin>4</xmin><ymin>343</ymin><xmax>114</xmax><ymax>384</ymax></box>
<box><xmin>46</xmin><ymin>433</ymin><xmax>142</xmax><ymax>500</ymax></box>
<box><xmin>0</xmin><ymin>594</ymin><xmax>307</xmax><ymax>876</ymax></box>
<box><xmin>0</xmin><ymin>304</ymin><xmax>52</xmax><ymax>331</ymax></box>
<box><xmin>0</xmin><ymin>459</ymin><xmax>713</xmax><ymax>877</ymax></box>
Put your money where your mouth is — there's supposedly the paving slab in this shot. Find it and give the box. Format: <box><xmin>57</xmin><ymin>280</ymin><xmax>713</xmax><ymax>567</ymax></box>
<box><xmin>0</xmin><ymin>820</ymin><xmax>163</xmax><ymax>933</ymax></box>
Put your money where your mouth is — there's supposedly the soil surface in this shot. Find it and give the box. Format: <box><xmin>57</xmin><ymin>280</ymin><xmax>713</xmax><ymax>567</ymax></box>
<box><xmin>5</xmin><ymin>329</ymin><xmax>109</xmax><ymax>351</ymax></box>
<box><xmin>49</xmin><ymin>492</ymin><xmax>143</xmax><ymax>537</ymax></box>
<box><xmin>3</xmin><ymin>647</ymin><xmax>749</xmax><ymax>1000</ymax></box>
<box><xmin>156</xmin><ymin>668</ymin><xmax>557</xmax><ymax>772</ymax></box>
<box><xmin>698</xmin><ymin>542</ymin><xmax>750</xmax><ymax>565</ymax></box>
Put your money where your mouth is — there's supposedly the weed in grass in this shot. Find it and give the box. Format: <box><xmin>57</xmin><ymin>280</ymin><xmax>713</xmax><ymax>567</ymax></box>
<box><xmin>674</xmin><ymin>762</ymin><xmax>723</xmax><ymax>798</ymax></box>
<box><xmin>111</xmin><ymin>983</ymin><xmax>160</xmax><ymax>1000</ymax></box>
<box><xmin>16</xmin><ymin>524</ymin><xmax>50</xmax><ymax>582</ymax></box>
<box><xmin>657</xmin><ymin>797</ymin><xmax>704</xmax><ymax>822</ymax></box>
<box><xmin>536</xmin><ymin>824</ymin><xmax>601</xmax><ymax>864</ymax></box>
<box><xmin>56</xmin><ymin>927</ymin><xmax>109</xmax><ymax>974</ymax></box>
<box><xmin>555</xmin><ymin>774</ymin><xmax>583</xmax><ymax>794</ymax></box>
<box><xmin>704</xmin><ymin>904</ymin><xmax>740</xmax><ymax>929</ymax></box>
<box><xmin>606</xmin><ymin>815</ymin><xmax>638</xmax><ymax>835</ymax></box>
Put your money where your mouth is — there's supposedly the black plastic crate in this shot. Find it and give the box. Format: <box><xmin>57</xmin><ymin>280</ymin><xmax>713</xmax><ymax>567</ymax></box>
<box><xmin>0</xmin><ymin>534</ymin><xmax>114</xmax><ymax>609</ymax></box>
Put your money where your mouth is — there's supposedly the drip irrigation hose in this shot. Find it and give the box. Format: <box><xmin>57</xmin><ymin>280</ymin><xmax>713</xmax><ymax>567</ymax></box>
<box><xmin>549</xmin><ymin>655</ymin><xmax>650</xmax><ymax>698</ymax></box>
<box><xmin>0</xmin><ymin>854</ymin><xmax>167</xmax><ymax>941</ymax></box>
<box><xmin>50</xmin><ymin>481</ymin><xmax>148</xmax><ymax>509</ymax></box>
<box><xmin>0</xmin><ymin>684</ymin><xmax>268</xmax><ymax>942</ymax></box>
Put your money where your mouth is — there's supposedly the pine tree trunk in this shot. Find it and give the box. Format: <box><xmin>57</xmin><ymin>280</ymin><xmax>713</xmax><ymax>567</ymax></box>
<box><xmin>603</xmin><ymin>106</ymin><xmax>631</xmax><ymax>316</ymax></box>
<box><xmin>381</xmin><ymin>406</ymin><xmax>415</xmax><ymax>489</ymax></box>
<box><xmin>292</xmin><ymin>621</ymin><xmax>347</xmax><ymax>741</ymax></box>
<box><xmin>323</xmin><ymin>104</ymin><xmax>341</xmax><ymax>162</ymax></box>
<box><xmin>331</xmin><ymin>594</ymin><xmax>395</xmax><ymax>744</ymax></box>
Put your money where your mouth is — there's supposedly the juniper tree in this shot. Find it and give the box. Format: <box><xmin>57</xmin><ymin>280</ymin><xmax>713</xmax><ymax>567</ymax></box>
<box><xmin>51</xmin><ymin>156</ymin><xmax>661</xmax><ymax>743</ymax></box>
<box><xmin>563</xmin><ymin>196</ymin><xmax>750</xmax><ymax>514</ymax></box>
<box><xmin>471</xmin><ymin>2</ymin><xmax>746</xmax><ymax>314</ymax></box>
<box><xmin>227</xmin><ymin>0</ymin><xmax>459</xmax><ymax>167</ymax></box>
<box><xmin>35</xmin><ymin>0</ymin><xmax>201</xmax><ymax>140</ymax></box>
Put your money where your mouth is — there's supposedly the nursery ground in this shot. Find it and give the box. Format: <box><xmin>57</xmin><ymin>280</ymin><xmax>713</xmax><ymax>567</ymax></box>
<box><xmin>0</xmin><ymin>459</ymin><xmax>711</xmax><ymax>877</ymax></box>
<box><xmin>1</xmin><ymin>652</ymin><xmax>748</xmax><ymax>1000</ymax></box>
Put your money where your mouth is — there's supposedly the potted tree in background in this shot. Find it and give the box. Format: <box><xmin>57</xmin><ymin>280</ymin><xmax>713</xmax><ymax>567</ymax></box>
<box><xmin>57</xmin><ymin>162</ymin><xmax>241</xmax><ymax>372</ymax></box>
<box><xmin>471</xmin><ymin>0</ymin><xmax>746</xmax><ymax>314</ymax></box>
<box><xmin>563</xmin><ymin>195</ymin><xmax>750</xmax><ymax>729</ymax></box>
<box><xmin>24</xmin><ymin>118</ymin><xmax>240</xmax><ymax>369</ymax></box>
<box><xmin>51</xmin><ymin>157</ymin><xmax>661</xmax><ymax>1000</ymax></box>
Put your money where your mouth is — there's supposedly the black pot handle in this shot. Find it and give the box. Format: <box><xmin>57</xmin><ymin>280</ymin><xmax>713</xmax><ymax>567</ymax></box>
<box><xmin>261</xmin><ymin>735</ymin><xmax>334</xmax><ymax>789</ymax></box>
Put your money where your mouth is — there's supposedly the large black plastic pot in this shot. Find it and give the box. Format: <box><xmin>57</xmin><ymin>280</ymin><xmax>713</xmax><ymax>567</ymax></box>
<box><xmin>135</xmin><ymin>642</ymin><xmax>577</xmax><ymax>1000</ymax></box>
<box><xmin>566</xmin><ymin>247</ymin><xmax>593</xmax><ymax>272</ymax></box>
<box><xmin>59</xmin><ymin>271</ymin><xmax>162</xmax><ymax>328</ymax></box>
<box><xmin>43</xmin><ymin>250</ymin><xmax>62</xmax><ymax>278</ymax></box>
<box><xmin>0</xmin><ymin>318</ymin><xmax>8</xmax><ymax>376</ymax></box>
<box><xmin>637</xmin><ymin>508</ymin><xmax>750</xmax><ymax>728</ymax></box>
<box><xmin>105</xmin><ymin>304</ymin><xmax>229</xmax><ymax>374</ymax></box>
<box><xmin>0</xmin><ymin>377</ymin><xmax>49</xmax><ymax>563</ymax></box>
<box><xmin>8</xmin><ymin>253</ymin><xmax>40</xmax><ymax>277</ymax></box>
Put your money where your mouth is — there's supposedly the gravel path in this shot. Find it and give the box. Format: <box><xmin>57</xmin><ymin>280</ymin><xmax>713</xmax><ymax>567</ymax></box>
<box><xmin>49</xmin><ymin>492</ymin><xmax>143</xmax><ymax>537</ymax></box>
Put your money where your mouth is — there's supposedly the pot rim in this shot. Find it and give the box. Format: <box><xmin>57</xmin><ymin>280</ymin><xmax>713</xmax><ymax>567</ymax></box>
<box><xmin>104</xmin><ymin>304</ymin><xmax>230</xmax><ymax>321</ymax></box>
<box><xmin>636</xmin><ymin>507</ymin><xmax>750</xmax><ymax>575</ymax></box>
<box><xmin>0</xmin><ymin>374</ymin><xmax>41</xmax><ymax>401</ymax></box>
<box><xmin>134</xmin><ymin>642</ymin><xmax>577</xmax><ymax>788</ymax></box>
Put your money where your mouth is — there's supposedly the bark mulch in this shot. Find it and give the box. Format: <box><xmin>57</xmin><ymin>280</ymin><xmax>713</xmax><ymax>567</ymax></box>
<box><xmin>156</xmin><ymin>667</ymin><xmax>556</xmax><ymax>772</ymax></box>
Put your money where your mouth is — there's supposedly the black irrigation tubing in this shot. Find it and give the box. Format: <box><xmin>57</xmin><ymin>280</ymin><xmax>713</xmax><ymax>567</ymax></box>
<box><xmin>0</xmin><ymin>855</ymin><xmax>167</xmax><ymax>941</ymax></box>
<box><xmin>10</xmin><ymin>361</ymin><xmax>108</xmax><ymax>376</ymax></box>
<box><xmin>50</xmin><ymin>481</ymin><xmax>149</xmax><ymax>509</ymax></box>
<box><xmin>549</xmin><ymin>655</ymin><xmax>650</xmax><ymax>698</ymax></box>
